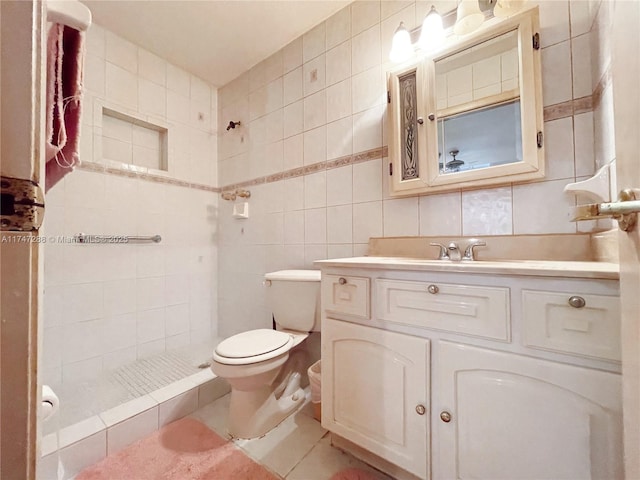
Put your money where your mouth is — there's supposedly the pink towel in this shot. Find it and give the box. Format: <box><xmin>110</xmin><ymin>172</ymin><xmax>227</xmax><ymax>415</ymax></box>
<box><xmin>45</xmin><ymin>23</ymin><xmax>85</xmax><ymax>192</ymax></box>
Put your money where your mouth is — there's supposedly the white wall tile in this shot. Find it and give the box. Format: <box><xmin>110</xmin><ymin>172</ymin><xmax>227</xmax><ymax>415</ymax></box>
<box><xmin>107</xmin><ymin>407</ymin><xmax>158</xmax><ymax>455</ymax></box>
<box><xmin>284</xmin><ymin>67</ymin><xmax>303</xmax><ymax>106</ymax></box>
<box><xmin>544</xmin><ymin>117</ymin><xmax>575</xmax><ymax>180</ymax></box>
<box><xmin>284</xmin><ymin>100</ymin><xmax>304</xmax><ymax>138</ymax></box>
<box><xmin>304</xmin><ymin>171</ymin><xmax>327</xmax><ymax>208</ymax></box>
<box><xmin>570</xmin><ymin>0</ymin><xmax>592</xmax><ymax>37</ymax></box>
<box><xmin>383</xmin><ymin>197</ymin><xmax>419</xmax><ymax>236</ymax></box>
<box><xmin>326</xmin><ymin>40</ymin><xmax>352</xmax><ymax>87</ymax></box>
<box><xmin>158</xmin><ymin>388</ymin><xmax>199</xmax><ymax>426</ymax></box>
<box><xmin>137</xmin><ymin>308</ymin><xmax>166</xmax><ymax>344</ymax></box>
<box><xmin>303</xmin><ymin>55</ymin><xmax>326</xmax><ymax>97</ymax></box>
<box><xmin>106</xmin><ymin>63</ymin><xmax>138</xmax><ymax>108</ymax></box>
<box><xmin>167</xmin><ymin>64</ymin><xmax>191</xmax><ymax>96</ymax></box>
<box><xmin>284</xmin><ymin>176</ymin><xmax>305</xmax><ymax>211</ymax></box>
<box><xmin>327</xmin><ymin>6</ymin><xmax>351</xmax><ymax>49</ymax></box>
<box><xmin>512</xmin><ymin>179</ymin><xmax>576</xmax><ymax>234</ymax></box>
<box><xmin>352</xmin><ymin>25</ymin><xmax>381</xmax><ymax>75</ymax></box>
<box><xmin>284</xmin><ymin>210</ymin><xmax>305</xmax><ymax>244</ymax></box>
<box><xmin>574</xmin><ymin>112</ymin><xmax>595</xmax><ymax>177</ymax></box>
<box><xmin>353</xmin><ymin>106</ymin><xmax>384</xmax><ymax>152</ymax></box>
<box><xmin>326</xmin><ymin>117</ymin><xmax>353</xmax><ymax>160</ymax></box>
<box><xmin>419</xmin><ymin>192</ymin><xmax>462</xmax><ymax>236</ymax></box>
<box><xmin>138</xmin><ymin>49</ymin><xmax>166</xmax><ymax>86</ymax></box>
<box><xmin>303</xmin><ymin>23</ymin><xmax>326</xmax><ymax>63</ymax></box>
<box><xmin>535</xmin><ymin>0</ymin><xmax>570</xmax><ymax>48</ymax></box>
<box><xmin>106</xmin><ymin>32</ymin><xmax>137</xmax><ymax>73</ymax></box>
<box><xmin>351</xmin><ymin>0</ymin><xmax>381</xmax><ymax>36</ymax></box>
<box><xmin>327</xmin><ymin>165</ymin><xmax>353</xmax><ymax>206</ymax></box>
<box><xmin>462</xmin><ymin>186</ymin><xmax>513</xmax><ymax>235</ymax></box>
<box><xmin>541</xmin><ymin>41</ymin><xmax>573</xmax><ymax>106</ymax></box>
<box><xmin>304</xmin><ymin>90</ymin><xmax>327</xmax><ymax>131</ymax></box>
<box><xmin>59</xmin><ymin>431</ymin><xmax>106</xmax><ymax>478</ymax></box>
<box><xmin>353</xmin><ymin>158</ymin><xmax>383</xmax><ymax>203</ymax></box>
<box><xmin>327</xmin><ymin>205</ymin><xmax>353</xmax><ymax>243</ymax></box>
<box><xmin>571</xmin><ymin>34</ymin><xmax>592</xmax><ymax>98</ymax></box>
<box><xmin>283</xmin><ymin>134</ymin><xmax>304</xmax><ymax>170</ymax></box>
<box><xmin>304</xmin><ymin>208</ymin><xmax>327</xmax><ymax>244</ymax></box>
<box><xmin>283</xmin><ymin>37</ymin><xmax>303</xmax><ymax>73</ymax></box>
<box><xmin>326</xmin><ymin>78</ymin><xmax>352</xmax><ymax>122</ymax></box>
<box><xmin>352</xmin><ymin>66</ymin><xmax>384</xmax><ymax>113</ymax></box>
<box><xmin>303</xmin><ymin>126</ymin><xmax>327</xmax><ymax>166</ymax></box>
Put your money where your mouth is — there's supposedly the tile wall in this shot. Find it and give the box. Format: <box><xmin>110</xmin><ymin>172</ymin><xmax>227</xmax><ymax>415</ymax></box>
<box><xmin>216</xmin><ymin>0</ymin><xmax>610</xmax><ymax>337</ymax></box>
<box><xmin>42</xmin><ymin>25</ymin><xmax>219</xmax><ymax>386</ymax></box>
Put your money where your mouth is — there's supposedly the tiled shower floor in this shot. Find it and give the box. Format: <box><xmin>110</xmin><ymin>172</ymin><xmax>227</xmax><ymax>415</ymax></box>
<box><xmin>44</xmin><ymin>340</ymin><xmax>217</xmax><ymax>435</ymax></box>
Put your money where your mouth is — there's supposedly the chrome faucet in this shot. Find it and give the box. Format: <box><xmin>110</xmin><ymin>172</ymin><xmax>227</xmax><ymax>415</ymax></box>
<box><xmin>447</xmin><ymin>242</ymin><xmax>462</xmax><ymax>261</ymax></box>
<box><xmin>430</xmin><ymin>240</ymin><xmax>487</xmax><ymax>261</ymax></box>
<box><xmin>462</xmin><ymin>239</ymin><xmax>487</xmax><ymax>261</ymax></box>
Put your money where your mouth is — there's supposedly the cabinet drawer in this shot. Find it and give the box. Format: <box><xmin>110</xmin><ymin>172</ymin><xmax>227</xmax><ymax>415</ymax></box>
<box><xmin>322</xmin><ymin>274</ymin><xmax>370</xmax><ymax>319</ymax></box>
<box><xmin>522</xmin><ymin>290</ymin><xmax>621</xmax><ymax>361</ymax></box>
<box><xmin>376</xmin><ymin>279</ymin><xmax>510</xmax><ymax>340</ymax></box>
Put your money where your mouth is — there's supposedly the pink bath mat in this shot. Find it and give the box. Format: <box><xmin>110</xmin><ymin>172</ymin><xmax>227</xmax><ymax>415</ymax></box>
<box><xmin>330</xmin><ymin>467</ymin><xmax>381</xmax><ymax>480</ymax></box>
<box><xmin>77</xmin><ymin>417</ymin><xmax>279</xmax><ymax>480</ymax></box>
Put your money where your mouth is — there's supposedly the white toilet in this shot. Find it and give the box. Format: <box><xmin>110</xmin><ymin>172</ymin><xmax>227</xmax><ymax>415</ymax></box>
<box><xmin>211</xmin><ymin>269</ymin><xmax>321</xmax><ymax>439</ymax></box>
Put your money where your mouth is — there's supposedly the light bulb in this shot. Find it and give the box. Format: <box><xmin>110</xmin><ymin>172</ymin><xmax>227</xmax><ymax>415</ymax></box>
<box><xmin>389</xmin><ymin>22</ymin><xmax>413</xmax><ymax>63</ymax></box>
<box><xmin>453</xmin><ymin>0</ymin><xmax>485</xmax><ymax>36</ymax></box>
<box><xmin>418</xmin><ymin>6</ymin><xmax>445</xmax><ymax>52</ymax></box>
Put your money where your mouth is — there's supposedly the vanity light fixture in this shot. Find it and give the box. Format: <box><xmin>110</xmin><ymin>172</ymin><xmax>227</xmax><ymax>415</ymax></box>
<box><xmin>453</xmin><ymin>0</ymin><xmax>485</xmax><ymax>35</ymax></box>
<box><xmin>389</xmin><ymin>21</ymin><xmax>413</xmax><ymax>63</ymax></box>
<box><xmin>418</xmin><ymin>6</ymin><xmax>445</xmax><ymax>52</ymax></box>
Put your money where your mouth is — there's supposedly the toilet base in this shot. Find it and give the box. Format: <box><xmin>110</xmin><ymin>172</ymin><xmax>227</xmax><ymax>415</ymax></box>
<box><xmin>228</xmin><ymin>380</ymin><xmax>305</xmax><ymax>439</ymax></box>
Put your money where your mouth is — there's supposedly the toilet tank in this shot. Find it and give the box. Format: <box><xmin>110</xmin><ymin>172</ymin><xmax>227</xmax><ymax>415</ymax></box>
<box><xmin>264</xmin><ymin>270</ymin><xmax>321</xmax><ymax>332</ymax></box>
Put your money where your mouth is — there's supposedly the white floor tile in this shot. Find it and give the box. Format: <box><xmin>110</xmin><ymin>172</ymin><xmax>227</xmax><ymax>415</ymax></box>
<box><xmin>286</xmin><ymin>435</ymin><xmax>393</xmax><ymax>480</ymax></box>
<box><xmin>237</xmin><ymin>409</ymin><xmax>327</xmax><ymax>477</ymax></box>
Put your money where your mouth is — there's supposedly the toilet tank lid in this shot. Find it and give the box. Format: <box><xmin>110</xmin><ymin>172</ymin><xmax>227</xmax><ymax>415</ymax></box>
<box><xmin>264</xmin><ymin>269</ymin><xmax>321</xmax><ymax>282</ymax></box>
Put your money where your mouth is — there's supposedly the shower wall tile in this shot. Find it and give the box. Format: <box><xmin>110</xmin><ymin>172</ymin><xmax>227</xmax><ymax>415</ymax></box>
<box><xmin>43</xmin><ymin>27</ymin><xmax>219</xmax><ymax>387</ymax></box>
<box><xmin>326</xmin><ymin>6</ymin><xmax>351</xmax><ymax>49</ymax></box>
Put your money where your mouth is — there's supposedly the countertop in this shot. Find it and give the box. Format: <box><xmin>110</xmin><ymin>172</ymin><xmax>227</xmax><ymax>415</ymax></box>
<box><xmin>314</xmin><ymin>257</ymin><xmax>620</xmax><ymax>280</ymax></box>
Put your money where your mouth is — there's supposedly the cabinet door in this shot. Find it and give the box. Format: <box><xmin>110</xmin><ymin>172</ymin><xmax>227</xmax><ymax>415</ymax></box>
<box><xmin>435</xmin><ymin>341</ymin><xmax>622</xmax><ymax>480</ymax></box>
<box><xmin>322</xmin><ymin>318</ymin><xmax>430</xmax><ymax>479</ymax></box>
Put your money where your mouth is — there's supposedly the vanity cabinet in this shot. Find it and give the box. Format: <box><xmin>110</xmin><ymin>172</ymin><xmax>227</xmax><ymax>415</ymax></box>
<box><xmin>318</xmin><ymin>261</ymin><xmax>622</xmax><ymax>480</ymax></box>
<box><xmin>322</xmin><ymin>318</ymin><xmax>430</xmax><ymax>479</ymax></box>
<box><xmin>435</xmin><ymin>341</ymin><xmax>622</xmax><ymax>480</ymax></box>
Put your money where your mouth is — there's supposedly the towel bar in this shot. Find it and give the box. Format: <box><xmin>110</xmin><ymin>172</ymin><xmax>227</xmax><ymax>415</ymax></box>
<box><xmin>74</xmin><ymin>233</ymin><xmax>161</xmax><ymax>244</ymax></box>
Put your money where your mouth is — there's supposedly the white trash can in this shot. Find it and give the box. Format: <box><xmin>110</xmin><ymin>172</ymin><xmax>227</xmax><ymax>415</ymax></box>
<box><xmin>308</xmin><ymin>360</ymin><xmax>322</xmax><ymax>421</ymax></box>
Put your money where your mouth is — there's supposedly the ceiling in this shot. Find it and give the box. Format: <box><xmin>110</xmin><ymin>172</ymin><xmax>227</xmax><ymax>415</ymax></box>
<box><xmin>82</xmin><ymin>1</ymin><xmax>351</xmax><ymax>87</ymax></box>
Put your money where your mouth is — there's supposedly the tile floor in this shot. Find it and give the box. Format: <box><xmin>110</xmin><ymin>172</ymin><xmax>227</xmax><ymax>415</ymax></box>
<box><xmin>188</xmin><ymin>392</ymin><xmax>393</xmax><ymax>480</ymax></box>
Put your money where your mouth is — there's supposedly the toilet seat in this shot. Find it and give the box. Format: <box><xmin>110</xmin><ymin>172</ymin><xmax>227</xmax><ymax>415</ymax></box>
<box><xmin>213</xmin><ymin>329</ymin><xmax>294</xmax><ymax>365</ymax></box>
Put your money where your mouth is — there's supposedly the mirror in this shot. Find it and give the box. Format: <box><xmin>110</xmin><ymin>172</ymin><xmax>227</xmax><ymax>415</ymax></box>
<box><xmin>387</xmin><ymin>7</ymin><xmax>544</xmax><ymax>196</ymax></box>
<box><xmin>435</xmin><ymin>30</ymin><xmax>523</xmax><ymax>174</ymax></box>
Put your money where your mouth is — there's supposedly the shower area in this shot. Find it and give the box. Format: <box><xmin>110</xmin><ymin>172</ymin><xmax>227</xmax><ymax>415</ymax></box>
<box><xmin>39</xmin><ymin>9</ymin><xmax>223</xmax><ymax>465</ymax></box>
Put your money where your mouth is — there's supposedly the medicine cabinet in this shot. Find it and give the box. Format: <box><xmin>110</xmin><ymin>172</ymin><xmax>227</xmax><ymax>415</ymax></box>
<box><xmin>387</xmin><ymin>7</ymin><xmax>544</xmax><ymax>196</ymax></box>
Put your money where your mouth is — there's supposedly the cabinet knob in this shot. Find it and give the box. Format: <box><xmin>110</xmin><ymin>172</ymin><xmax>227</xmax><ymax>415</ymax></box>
<box><xmin>568</xmin><ymin>296</ymin><xmax>586</xmax><ymax>308</ymax></box>
<box><xmin>417</xmin><ymin>117</ymin><xmax>424</xmax><ymax>125</ymax></box>
<box><xmin>428</xmin><ymin>113</ymin><xmax>435</xmax><ymax>121</ymax></box>
<box><xmin>338</xmin><ymin>277</ymin><xmax>347</xmax><ymax>285</ymax></box>
<box><xmin>440</xmin><ymin>411</ymin><xmax>452</xmax><ymax>423</ymax></box>
<box><xmin>416</xmin><ymin>404</ymin><xmax>426</xmax><ymax>415</ymax></box>
<box><xmin>427</xmin><ymin>284</ymin><xmax>439</xmax><ymax>294</ymax></box>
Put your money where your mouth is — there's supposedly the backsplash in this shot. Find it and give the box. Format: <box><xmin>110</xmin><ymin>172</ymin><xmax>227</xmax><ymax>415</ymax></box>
<box><xmin>216</xmin><ymin>0</ymin><xmax>611</xmax><ymax>337</ymax></box>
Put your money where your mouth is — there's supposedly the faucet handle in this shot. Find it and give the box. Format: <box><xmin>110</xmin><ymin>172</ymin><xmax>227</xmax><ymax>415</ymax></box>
<box><xmin>463</xmin><ymin>240</ymin><xmax>487</xmax><ymax>261</ymax></box>
<box><xmin>429</xmin><ymin>242</ymin><xmax>450</xmax><ymax>260</ymax></box>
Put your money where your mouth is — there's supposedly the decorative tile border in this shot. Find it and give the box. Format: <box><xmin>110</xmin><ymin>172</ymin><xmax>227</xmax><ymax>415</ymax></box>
<box><xmin>77</xmin><ymin>161</ymin><xmax>220</xmax><ymax>193</ymax></box>
<box><xmin>221</xmin><ymin>146</ymin><xmax>388</xmax><ymax>193</ymax></box>
<box><xmin>543</xmin><ymin>64</ymin><xmax>611</xmax><ymax>122</ymax></box>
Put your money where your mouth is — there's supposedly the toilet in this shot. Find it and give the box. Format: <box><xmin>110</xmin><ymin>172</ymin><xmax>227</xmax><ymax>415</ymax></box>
<box><xmin>211</xmin><ymin>269</ymin><xmax>321</xmax><ymax>439</ymax></box>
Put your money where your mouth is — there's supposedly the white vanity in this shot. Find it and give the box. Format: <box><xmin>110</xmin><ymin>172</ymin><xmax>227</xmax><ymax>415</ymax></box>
<box><xmin>316</xmin><ymin>257</ymin><xmax>622</xmax><ymax>480</ymax></box>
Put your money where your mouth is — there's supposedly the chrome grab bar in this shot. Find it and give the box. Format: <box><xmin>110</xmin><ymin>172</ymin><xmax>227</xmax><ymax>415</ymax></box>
<box><xmin>73</xmin><ymin>233</ymin><xmax>161</xmax><ymax>244</ymax></box>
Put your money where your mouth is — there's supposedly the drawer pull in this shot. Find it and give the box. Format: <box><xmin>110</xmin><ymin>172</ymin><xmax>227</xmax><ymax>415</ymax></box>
<box><xmin>427</xmin><ymin>284</ymin><xmax>439</xmax><ymax>294</ymax></box>
<box><xmin>440</xmin><ymin>411</ymin><xmax>452</xmax><ymax>423</ymax></box>
<box><xmin>338</xmin><ymin>277</ymin><xmax>347</xmax><ymax>285</ymax></box>
<box><xmin>416</xmin><ymin>404</ymin><xmax>426</xmax><ymax>415</ymax></box>
<box><xmin>568</xmin><ymin>296</ymin><xmax>586</xmax><ymax>308</ymax></box>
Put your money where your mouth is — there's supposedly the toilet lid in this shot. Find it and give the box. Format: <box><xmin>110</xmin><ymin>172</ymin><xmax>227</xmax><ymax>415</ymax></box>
<box><xmin>214</xmin><ymin>329</ymin><xmax>291</xmax><ymax>359</ymax></box>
